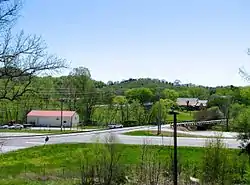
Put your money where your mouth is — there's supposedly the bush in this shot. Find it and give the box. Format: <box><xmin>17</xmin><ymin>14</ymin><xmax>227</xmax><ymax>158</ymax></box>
<box><xmin>194</xmin><ymin>106</ymin><xmax>224</xmax><ymax>121</ymax></box>
<box><xmin>200</xmin><ymin>137</ymin><xmax>246</xmax><ymax>185</ymax></box>
<box><xmin>233</xmin><ymin>108</ymin><xmax>250</xmax><ymax>143</ymax></box>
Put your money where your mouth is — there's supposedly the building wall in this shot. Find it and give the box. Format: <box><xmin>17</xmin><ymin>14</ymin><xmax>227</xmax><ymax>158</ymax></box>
<box><xmin>71</xmin><ymin>113</ymin><xmax>79</xmax><ymax>126</ymax></box>
<box><xmin>27</xmin><ymin>115</ymin><xmax>79</xmax><ymax>127</ymax></box>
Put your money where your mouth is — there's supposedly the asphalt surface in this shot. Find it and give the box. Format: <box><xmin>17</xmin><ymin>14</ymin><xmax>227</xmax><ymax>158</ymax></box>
<box><xmin>0</xmin><ymin>125</ymin><xmax>241</xmax><ymax>153</ymax></box>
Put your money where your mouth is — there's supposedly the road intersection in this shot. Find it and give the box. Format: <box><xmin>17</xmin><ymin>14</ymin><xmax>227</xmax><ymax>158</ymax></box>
<box><xmin>0</xmin><ymin>125</ymin><xmax>242</xmax><ymax>153</ymax></box>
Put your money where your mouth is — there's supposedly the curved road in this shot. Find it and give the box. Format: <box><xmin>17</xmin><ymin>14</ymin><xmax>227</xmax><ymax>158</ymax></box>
<box><xmin>0</xmin><ymin>125</ymin><xmax>241</xmax><ymax>153</ymax></box>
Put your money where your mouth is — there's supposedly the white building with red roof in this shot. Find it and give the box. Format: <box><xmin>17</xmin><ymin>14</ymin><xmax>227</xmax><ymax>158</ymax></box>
<box><xmin>27</xmin><ymin>110</ymin><xmax>79</xmax><ymax>127</ymax></box>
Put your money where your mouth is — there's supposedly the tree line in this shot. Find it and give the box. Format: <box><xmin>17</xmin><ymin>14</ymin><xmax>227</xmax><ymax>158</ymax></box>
<box><xmin>1</xmin><ymin>0</ymin><xmax>250</xmax><ymax>136</ymax></box>
<box><xmin>1</xmin><ymin>65</ymin><xmax>250</xmax><ymax>127</ymax></box>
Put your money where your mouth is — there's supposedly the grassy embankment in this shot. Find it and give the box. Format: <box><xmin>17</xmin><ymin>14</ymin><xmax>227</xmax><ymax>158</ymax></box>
<box><xmin>123</xmin><ymin>130</ymin><xmax>235</xmax><ymax>139</ymax></box>
<box><xmin>0</xmin><ymin>143</ymin><xmax>241</xmax><ymax>185</ymax></box>
<box><xmin>123</xmin><ymin>130</ymin><xmax>203</xmax><ymax>138</ymax></box>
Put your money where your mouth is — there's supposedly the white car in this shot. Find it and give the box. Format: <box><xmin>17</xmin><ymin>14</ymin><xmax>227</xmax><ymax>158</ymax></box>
<box><xmin>9</xmin><ymin>124</ymin><xmax>24</xmax><ymax>130</ymax></box>
<box><xmin>108</xmin><ymin>124</ymin><xmax>123</xmax><ymax>129</ymax></box>
<box><xmin>0</xmin><ymin>125</ymin><xmax>9</xmax><ymax>129</ymax></box>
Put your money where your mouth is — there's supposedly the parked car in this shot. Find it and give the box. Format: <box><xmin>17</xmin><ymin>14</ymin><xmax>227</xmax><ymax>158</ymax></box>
<box><xmin>108</xmin><ymin>124</ymin><xmax>123</xmax><ymax>129</ymax></box>
<box><xmin>0</xmin><ymin>125</ymin><xmax>9</xmax><ymax>129</ymax></box>
<box><xmin>9</xmin><ymin>124</ymin><xmax>24</xmax><ymax>130</ymax></box>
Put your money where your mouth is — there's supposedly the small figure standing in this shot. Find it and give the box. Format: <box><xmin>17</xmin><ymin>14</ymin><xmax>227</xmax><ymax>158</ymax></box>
<box><xmin>44</xmin><ymin>136</ymin><xmax>49</xmax><ymax>145</ymax></box>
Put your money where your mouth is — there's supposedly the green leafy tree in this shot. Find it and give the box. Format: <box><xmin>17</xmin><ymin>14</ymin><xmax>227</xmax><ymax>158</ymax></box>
<box><xmin>112</xmin><ymin>96</ymin><xmax>127</xmax><ymax>105</ymax></box>
<box><xmin>208</xmin><ymin>94</ymin><xmax>231</xmax><ymax>116</ymax></box>
<box><xmin>112</xmin><ymin>96</ymin><xmax>127</xmax><ymax>123</ymax></box>
<box><xmin>149</xmin><ymin>99</ymin><xmax>169</xmax><ymax>123</ymax></box>
<box><xmin>234</xmin><ymin>109</ymin><xmax>250</xmax><ymax>144</ymax></box>
<box><xmin>188</xmin><ymin>87</ymin><xmax>209</xmax><ymax>99</ymax></box>
<box><xmin>69</xmin><ymin>67</ymin><xmax>98</xmax><ymax>123</ymax></box>
<box><xmin>125</xmin><ymin>88</ymin><xmax>153</xmax><ymax>104</ymax></box>
<box><xmin>128</xmin><ymin>100</ymin><xmax>146</xmax><ymax>125</ymax></box>
<box><xmin>230</xmin><ymin>103</ymin><xmax>246</xmax><ymax>120</ymax></box>
<box><xmin>194</xmin><ymin>106</ymin><xmax>224</xmax><ymax>121</ymax></box>
<box><xmin>161</xmin><ymin>89</ymin><xmax>179</xmax><ymax>101</ymax></box>
<box><xmin>240</xmin><ymin>87</ymin><xmax>250</xmax><ymax>105</ymax></box>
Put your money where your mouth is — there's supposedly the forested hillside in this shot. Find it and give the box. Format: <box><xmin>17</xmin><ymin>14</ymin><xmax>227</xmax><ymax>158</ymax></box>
<box><xmin>0</xmin><ymin>66</ymin><xmax>250</xmax><ymax>128</ymax></box>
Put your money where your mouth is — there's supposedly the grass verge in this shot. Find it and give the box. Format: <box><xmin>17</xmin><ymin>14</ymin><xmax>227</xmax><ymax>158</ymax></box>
<box><xmin>123</xmin><ymin>130</ymin><xmax>205</xmax><ymax>137</ymax></box>
<box><xmin>123</xmin><ymin>130</ymin><xmax>234</xmax><ymax>139</ymax></box>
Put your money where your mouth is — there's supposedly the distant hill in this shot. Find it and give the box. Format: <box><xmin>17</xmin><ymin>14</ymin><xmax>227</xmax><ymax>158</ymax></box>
<box><xmin>103</xmin><ymin>78</ymin><xmax>174</xmax><ymax>90</ymax></box>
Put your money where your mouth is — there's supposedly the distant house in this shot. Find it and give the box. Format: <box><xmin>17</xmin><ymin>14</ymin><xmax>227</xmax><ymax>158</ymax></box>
<box><xmin>27</xmin><ymin>110</ymin><xmax>79</xmax><ymax>127</ymax></box>
<box><xmin>176</xmin><ymin>98</ymin><xmax>208</xmax><ymax>110</ymax></box>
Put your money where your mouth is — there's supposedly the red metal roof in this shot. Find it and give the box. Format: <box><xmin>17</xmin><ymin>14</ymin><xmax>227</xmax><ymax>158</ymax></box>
<box><xmin>27</xmin><ymin>110</ymin><xmax>76</xmax><ymax>117</ymax></box>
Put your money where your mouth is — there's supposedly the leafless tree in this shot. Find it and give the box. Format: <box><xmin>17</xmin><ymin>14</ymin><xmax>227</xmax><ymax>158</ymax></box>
<box><xmin>239</xmin><ymin>67</ymin><xmax>250</xmax><ymax>82</ymax></box>
<box><xmin>0</xmin><ymin>0</ymin><xmax>22</xmax><ymax>32</ymax></box>
<box><xmin>238</xmin><ymin>49</ymin><xmax>250</xmax><ymax>82</ymax></box>
<box><xmin>0</xmin><ymin>1</ymin><xmax>67</xmax><ymax>101</ymax></box>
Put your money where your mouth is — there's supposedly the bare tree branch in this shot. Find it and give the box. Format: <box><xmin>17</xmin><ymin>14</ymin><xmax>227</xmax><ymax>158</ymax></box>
<box><xmin>238</xmin><ymin>48</ymin><xmax>250</xmax><ymax>83</ymax></box>
<box><xmin>0</xmin><ymin>1</ymin><xmax>68</xmax><ymax>101</ymax></box>
<box><xmin>0</xmin><ymin>30</ymin><xmax>67</xmax><ymax>101</ymax></box>
<box><xmin>0</xmin><ymin>0</ymin><xmax>22</xmax><ymax>32</ymax></box>
<box><xmin>239</xmin><ymin>67</ymin><xmax>250</xmax><ymax>82</ymax></box>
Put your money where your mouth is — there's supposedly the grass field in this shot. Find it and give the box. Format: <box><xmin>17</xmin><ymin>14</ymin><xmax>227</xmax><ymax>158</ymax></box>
<box><xmin>168</xmin><ymin>111</ymin><xmax>195</xmax><ymax>122</ymax></box>
<box><xmin>123</xmin><ymin>130</ymin><xmax>210</xmax><ymax>138</ymax></box>
<box><xmin>0</xmin><ymin>143</ymin><xmax>241</xmax><ymax>184</ymax></box>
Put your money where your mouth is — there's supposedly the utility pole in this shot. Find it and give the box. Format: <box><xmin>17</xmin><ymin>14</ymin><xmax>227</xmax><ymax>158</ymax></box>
<box><xmin>169</xmin><ymin>108</ymin><xmax>179</xmax><ymax>185</ymax></box>
<box><xmin>226</xmin><ymin>96</ymin><xmax>231</xmax><ymax>132</ymax></box>
<box><xmin>60</xmin><ymin>98</ymin><xmax>64</xmax><ymax>132</ymax></box>
<box><xmin>157</xmin><ymin>92</ymin><xmax>161</xmax><ymax>135</ymax></box>
<box><xmin>126</xmin><ymin>103</ymin><xmax>129</xmax><ymax>121</ymax></box>
<box><xmin>120</xmin><ymin>104</ymin><xmax>124</xmax><ymax>123</ymax></box>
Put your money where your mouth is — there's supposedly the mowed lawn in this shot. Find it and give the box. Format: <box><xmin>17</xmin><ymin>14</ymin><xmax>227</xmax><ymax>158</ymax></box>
<box><xmin>0</xmin><ymin>143</ymin><xmax>239</xmax><ymax>185</ymax></box>
<box><xmin>168</xmin><ymin>111</ymin><xmax>195</xmax><ymax>122</ymax></box>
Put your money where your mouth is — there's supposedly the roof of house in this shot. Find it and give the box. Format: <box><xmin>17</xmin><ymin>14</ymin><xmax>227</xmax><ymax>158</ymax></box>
<box><xmin>27</xmin><ymin>110</ymin><xmax>76</xmax><ymax>117</ymax></box>
<box><xmin>176</xmin><ymin>98</ymin><xmax>208</xmax><ymax>107</ymax></box>
<box><xmin>176</xmin><ymin>98</ymin><xmax>199</xmax><ymax>106</ymax></box>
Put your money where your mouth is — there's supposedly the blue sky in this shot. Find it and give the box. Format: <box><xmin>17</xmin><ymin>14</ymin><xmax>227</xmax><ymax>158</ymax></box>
<box><xmin>14</xmin><ymin>0</ymin><xmax>250</xmax><ymax>87</ymax></box>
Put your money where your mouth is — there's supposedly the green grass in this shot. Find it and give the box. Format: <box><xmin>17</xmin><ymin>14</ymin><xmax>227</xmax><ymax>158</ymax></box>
<box><xmin>168</xmin><ymin>111</ymin><xmax>195</xmax><ymax>122</ymax></box>
<box><xmin>0</xmin><ymin>143</ymin><xmax>240</xmax><ymax>184</ymax></box>
<box><xmin>123</xmin><ymin>130</ymin><xmax>232</xmax><ymax>138</ymax></box>
<box><xmin>123</xmin><ymin>130</ymin><xmax>209</xmax><ymax>138</ymax></box>
<box><xmin>77</xmin><ymin>125</ymin><xmax>105</xmax><ymax>129</ymax></box>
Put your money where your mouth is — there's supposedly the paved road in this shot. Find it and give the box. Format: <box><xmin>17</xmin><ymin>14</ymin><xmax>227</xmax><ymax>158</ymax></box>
<box><xmin>0</xmin><ymin>126</ymin><xmax>241</xmax><ymax>153</ymax></box>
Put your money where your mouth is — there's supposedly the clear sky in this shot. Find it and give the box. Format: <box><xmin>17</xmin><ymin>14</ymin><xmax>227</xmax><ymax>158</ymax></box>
<box><xmin>14</xmin><ymin>0</ymin><xmax>250</xmax><ymax>87</ymax></box>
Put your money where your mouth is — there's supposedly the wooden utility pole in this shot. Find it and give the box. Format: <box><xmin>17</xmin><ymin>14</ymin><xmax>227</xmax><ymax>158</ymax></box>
<box><xmin>157</xmin><ymin>93</ymin><xmax>161</xmax><ymax>135</ymax></box>
<box><xmin>60</xmin><ymin>98</ymin><xmax>64</xmax><ymax>132</ymax></box>
<box><xmin>169</xmin><ymin>108</ymin><xmax>179</xmax><ymax>185</ymax></box>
